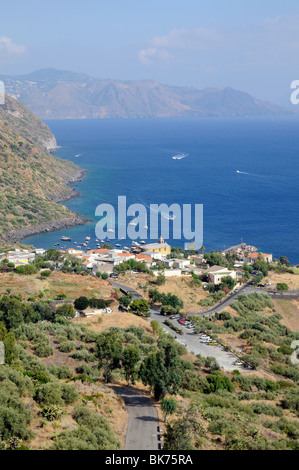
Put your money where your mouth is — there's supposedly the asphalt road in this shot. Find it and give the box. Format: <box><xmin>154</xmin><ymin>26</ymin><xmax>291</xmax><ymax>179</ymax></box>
<box><xmin>149</xmin><ymin>306</ymin><xmax>244</xmax><ymax>371</ymax></box>
<box><xmin>111</xmin><ymin>386</ymin><xmax>160</xmax><ymax>450</ymax></box>
<box><xmin>111</xmin><ymin>279</ymin><xmax>246</xmax><ymax>370</ymax></box>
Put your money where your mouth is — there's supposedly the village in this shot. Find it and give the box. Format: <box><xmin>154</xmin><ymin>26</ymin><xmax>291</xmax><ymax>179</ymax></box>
<box><xmin>0</xmin><ymin>238</ymin><xmax>275</xmax><ymax>294</ymax></box>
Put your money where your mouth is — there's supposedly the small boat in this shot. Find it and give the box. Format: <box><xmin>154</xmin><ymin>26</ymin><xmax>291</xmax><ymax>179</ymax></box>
<box><xmin>85</xmin><ymin>236</ymin><xmax>91</xmax><ymax>241</ymax></box>
<box><xmin>172</xmin><ymin>153</ymin><xmax>189</xmax><ymax>160</ymax></box>
<box><xmin>101</xmin><ymin>240</ymin><xmax>105</xmax><ymax>243</ymax></box>
<box><xmin>61</xmin><ymin>236</ymin><xmax>71</xmax><ymax>241</ymax></box>
<box><xmin>140</xmin><ymin>241</ymin><xmax>146</xmax><ymax>244</ymax></box>
<box><xmin>115</xmin><ymin>244</ymin><xmax>121</xmax><ymax>247</ymax></box>
<box><xmin>124</xmin><ymin>246</ymin><xmax>129</xmax><ymax>250</ymax></box>
<box><xmin>132</xmin><ymin>241</ymin><xmax>140</xmax><ymax>246</ymax></box>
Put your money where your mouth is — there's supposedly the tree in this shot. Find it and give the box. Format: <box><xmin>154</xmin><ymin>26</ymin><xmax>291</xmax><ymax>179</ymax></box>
<box><xmin>130</xmin><ymin>299</ymin><xmax>150</xmax><ymax>317</ymax></box>
<box><xmin>56</xmin><ymin>303</ymin><xmax>76</xmax><ymax>319</ymax></box>
<box><xmin>139</xmin><ymin>338</ymin><xmax>184</xmax><ymax>400</ymax></box>
<box><xmin>220</xmin><ymin>275</ymin><xmax>236</xmax><ymax>291</ymax></box>
<box><xmin>253</xmin><ymin>274</ymin><xmax>263</xmax><ymax>286</ymax></box>
<box><xmin>122</xmin><ymin>345</ymin><xmax>140</xmax><ymax>385</ymax></box>
<box><xmin>95</xmin><ymin>331</ymin><xmax>123</xmax><ymax>383</ymax></box>
<box><xmin>151</xmin><ymin>320</ymin><xmax>163</xmax><ymax>337</ymax></box>
<box><xmin>206</xmin><ymin>371</ymin><xmax>233</xmax><ymax>393</ymax></box>
<box><xmin>119</xmin><ymin>295</ymin><xmax>132</xmax><ymax>309</ymax></box>
<box><xmin>156</xmin><ymin>274</ymin><xmax>166</xmax><ymax>286</ymax></box>
<box><xmin>74</xmin><ymin>296</ymin><xmax>89</xmax><ymax>311</ymax></box>
<box><xmin>280</xmin><ymin>256</ymin><xmax>290</xmax><ymax>267</ymax></box>
<box><xmin>161</xmin><ymin>398</ymin><xmax>177</xmax><ymax>422</ymax></box>
<box><xmin>45</xmin><ymin>249</ymin><xmax>63</xmax><ymax>262</ymax></box>
<box><xmin>163</xmin><ymin>418</ymin><xmax>193</xmax><ymax>450</ymax></box>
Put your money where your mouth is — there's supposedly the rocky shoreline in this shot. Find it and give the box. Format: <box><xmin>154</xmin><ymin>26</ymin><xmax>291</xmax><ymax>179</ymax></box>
<box><xmin>2</xmin><ymin>212</ymin><xmax>89</xmax><ymax>244</ymax></box>
<box><xmin>3</xmin><ymin>166</ymin><xmax>90</xmax><ymax>244</ymax></box>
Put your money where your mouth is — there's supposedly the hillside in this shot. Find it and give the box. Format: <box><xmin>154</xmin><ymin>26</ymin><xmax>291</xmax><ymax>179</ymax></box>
<box><xmin>1</xmin><ymin>68</ymin><xmax>292</xmax><ymax>120</ymax></box>
<box><xmin>0</xmin><ymin>95</ymin><xmax>86</xmax><ymax>241</ymax></box>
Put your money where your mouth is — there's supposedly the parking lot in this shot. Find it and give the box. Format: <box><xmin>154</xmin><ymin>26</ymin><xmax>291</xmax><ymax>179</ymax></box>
<box><xmin>150</xmin><ymin>308</ymin><xmax>245</xmax><ymax>371</ymax></box>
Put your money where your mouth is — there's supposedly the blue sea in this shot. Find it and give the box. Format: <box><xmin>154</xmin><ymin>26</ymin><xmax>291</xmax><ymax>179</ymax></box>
<box><xmin>23</xmin><ymin>117</ymin><xmax>299</xmax><ymax>264</ymax></box>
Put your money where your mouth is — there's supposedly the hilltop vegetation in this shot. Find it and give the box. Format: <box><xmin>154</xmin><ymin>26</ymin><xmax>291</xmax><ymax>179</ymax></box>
<box><xmin>0</xmin><ymin>96</ymin><xmax>86</xmax><ymax>241</ymax></box>
<box><xmin>0</xmin><ymin>285</ymin><xmax>298</xmax><ymax>450</ymax></box>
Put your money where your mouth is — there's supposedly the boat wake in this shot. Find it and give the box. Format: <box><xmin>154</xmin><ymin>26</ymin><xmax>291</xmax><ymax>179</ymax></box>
<box><xmin>172</xmin><ymin>153</ymin><xmax>189</xmax><ymax>160</ymax></box>
<box><xmin>236</xmin><ymin>170</ymin><xmax>264</xmax><ymax>177</ymax></box>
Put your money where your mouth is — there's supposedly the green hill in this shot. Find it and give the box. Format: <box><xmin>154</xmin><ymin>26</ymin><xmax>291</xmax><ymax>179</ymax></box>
<box><xmin>0</xmin><ymin>95</ymin><xmax>86</xmax><ymax>241</ymax></box>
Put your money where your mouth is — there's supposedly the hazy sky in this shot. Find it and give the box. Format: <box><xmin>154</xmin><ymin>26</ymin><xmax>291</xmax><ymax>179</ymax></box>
<box><xmin>1</xmin><ymin>0</ymin><xmax>298</xmax><ymax>100</ymax></box>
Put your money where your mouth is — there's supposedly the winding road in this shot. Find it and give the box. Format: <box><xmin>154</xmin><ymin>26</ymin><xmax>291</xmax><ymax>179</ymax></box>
<box><xmin>111</xmin><ymin>386</ymin><xmax>160</xmax><ymax>450</ymax></box>
<box><xmin>111</xmin><ymin>280</ymin><xmax>246</xmax><ymax>370</ymax></box>
<box><xmin>111</xmin><ymin>279</ymin><xmax>299</xmax><ymax>371</ymax></box>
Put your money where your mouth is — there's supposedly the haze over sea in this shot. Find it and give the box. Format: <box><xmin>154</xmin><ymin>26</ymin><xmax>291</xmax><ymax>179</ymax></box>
<box><xmin>23</xmin><ymin>117</ymin><xmax>299</xmax><ymax>264</ymax></box>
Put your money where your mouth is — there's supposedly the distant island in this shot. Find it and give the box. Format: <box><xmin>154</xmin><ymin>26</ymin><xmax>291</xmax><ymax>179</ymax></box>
<box><xmin>0</xmin><ymin>95</ymin><xmax>87</xmax><ymax>242</ymax></box>
<box><xmin>0</xmin><ymin>68</ymin><xmax>293</xmax><ymax>120</ymax></box>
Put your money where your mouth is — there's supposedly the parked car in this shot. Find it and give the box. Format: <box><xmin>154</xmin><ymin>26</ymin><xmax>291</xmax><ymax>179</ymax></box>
<box><xmin>235</xmin><ymin>361</ymin><xmax>244</xmax><ymax>366</ymax></box>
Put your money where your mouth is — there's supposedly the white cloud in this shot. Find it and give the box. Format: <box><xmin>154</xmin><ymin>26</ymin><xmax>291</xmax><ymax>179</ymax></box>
<box><xmin>138</xmin><ymin>47</ymin><xmax>172</xmax><ymax>65</ymax></box>
<box><xmin>138</xmin><ymin>18</ymin><xmax>299</xmax><ymax>71</ymax></box>
<box><xmin>0</xmin><ymin>37</ymin><xmax>27</xmax><ymax>56</ymax></box>
<box><xmin>150</xmin><ymin>28</ymin><xmax>220</xmax><ymax>51</ymax></box>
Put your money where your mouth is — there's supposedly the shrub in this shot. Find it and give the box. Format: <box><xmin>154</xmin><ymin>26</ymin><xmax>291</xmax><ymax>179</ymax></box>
<box><xmin>34</xmin><ymin>383</ymin><xmax>64</xmax><ymax>407</ymax></box>
<box><xmin>276</xmin><ymin>283</ymin><xmax>289</xmax><ymax>292</ymax></box>
<box><xmin>206</xmin><ymin>372</ymin><xmax>234</xmax><ymax>393</ymax></box>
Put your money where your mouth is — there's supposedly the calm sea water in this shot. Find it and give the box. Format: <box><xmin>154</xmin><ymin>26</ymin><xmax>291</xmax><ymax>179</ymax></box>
<box><xmin>23</xmin><ymin>117</ymin><xmax>299</xmax><ymax>264</ymax></box>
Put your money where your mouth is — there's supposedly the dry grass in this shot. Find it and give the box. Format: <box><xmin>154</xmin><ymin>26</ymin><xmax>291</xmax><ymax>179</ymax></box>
<box><xmin>74</xmin><ymin>310</ymin><xmax>153</xmax><ymax>335</ymax></box>
<box><xmin>264</xmin><ymin>271</ymin><xmax>299</xmax><ymax>291</ymax></box>
<box><xmin>26</xmin><ymin>325</ymin><xmax>129</xmax><ymax>450</ymax></box>
<box><xmin>0</xmin><ymin>271</ymin><xmax>115</xmax><ymax>301</ymax></box>
<box><xmin>273</xmin><ymin>299</ymin><xmax>299</xmax><ymax>332</ymax></box>
<box><xmin>117</xmin><ymin>273</ymin><xmax>210</xmax><ymax>313</ymax></box>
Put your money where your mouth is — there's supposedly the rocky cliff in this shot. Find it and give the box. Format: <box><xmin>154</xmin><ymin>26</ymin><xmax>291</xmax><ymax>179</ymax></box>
<box><xmin>0</xmin><ymin>95</ymin><xmax>87</xmax><ymax>241</ymax></box>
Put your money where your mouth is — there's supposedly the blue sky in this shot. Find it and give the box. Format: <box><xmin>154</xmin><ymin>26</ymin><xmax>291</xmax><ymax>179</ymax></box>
<box><xmin>1</xmin><ymin>0</ymin><xmax>298</xmax><ymax>100</ymax></box>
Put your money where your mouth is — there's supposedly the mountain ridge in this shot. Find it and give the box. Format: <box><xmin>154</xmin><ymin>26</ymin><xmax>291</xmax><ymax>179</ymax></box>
<box><xmin>1</xmin><ymin>68</ymin><xmax>292</xmax><ymax>120</ymax></box>
<box><xmin>0</xmin><ymin>95</ymin><xmax>87</xmax><ymax>241</ymax></box>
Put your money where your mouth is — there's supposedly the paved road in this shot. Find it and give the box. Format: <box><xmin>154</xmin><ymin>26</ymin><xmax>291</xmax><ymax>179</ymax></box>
<box><xmin>111</xmin><ymin>386</ymin><xmax>160</xmax><ymax>450</ymax></box>
<box><xmin>111</xmin><ymin>279</ymin><xmax>245</xmax><ymax>371</ymax></box>
<box><xmin>150</xmin><ymin>306</ymin><xmax>244</xmax><ymax>371</ymax></box>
